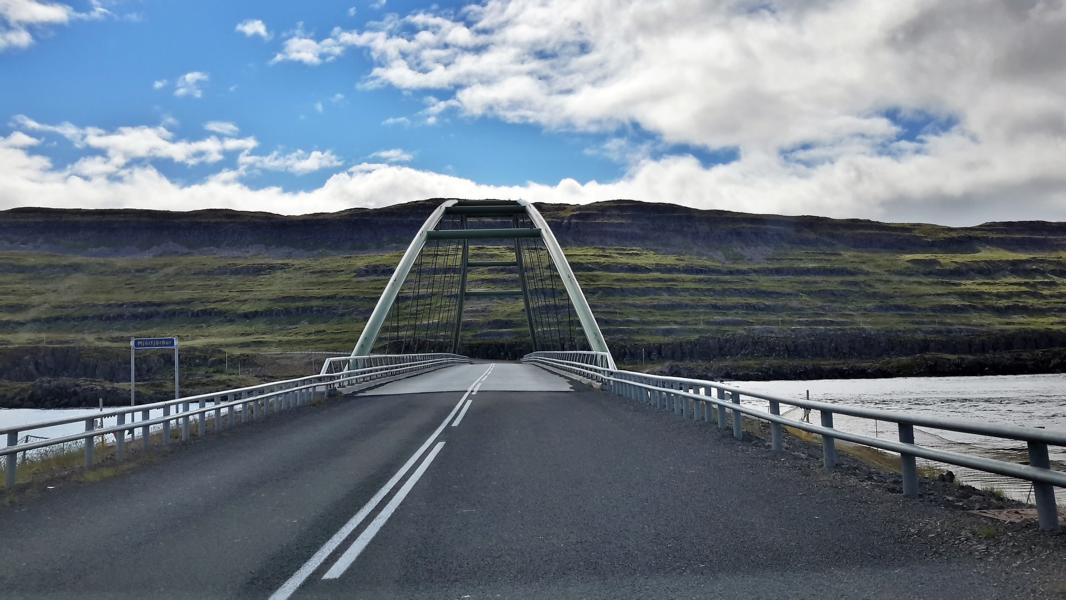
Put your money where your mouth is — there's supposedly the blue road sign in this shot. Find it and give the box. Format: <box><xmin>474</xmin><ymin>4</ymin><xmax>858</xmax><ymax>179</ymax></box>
<box><xmin>132</xmin><ymin>337</ymin><xmax>178</xmax><ymax>349</ymax></box>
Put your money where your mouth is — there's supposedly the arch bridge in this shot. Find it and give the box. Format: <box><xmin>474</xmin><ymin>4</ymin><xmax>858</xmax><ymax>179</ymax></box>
<box><xmin>1</xmin><ymin>199</ymin><xmax>1063</xmax><ymax>598</ymax></box>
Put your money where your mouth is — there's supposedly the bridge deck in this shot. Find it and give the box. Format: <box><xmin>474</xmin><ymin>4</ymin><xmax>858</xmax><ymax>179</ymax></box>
<box><xmin>361</xmin><ymin>362</ymin><xmax>573</xmax><ymax>394</ymax></box>
<box><xmin>0</xmin><ymin>363</ymin><xmax>1057</xmax><ymax>598</ymax></box>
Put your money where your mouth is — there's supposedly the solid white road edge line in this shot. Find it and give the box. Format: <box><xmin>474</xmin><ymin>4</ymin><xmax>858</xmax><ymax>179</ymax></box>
<box><xmin>268</xmin><ymin>400</ymin><xmax>464</xmax><ymax>600</ymax></box>
<box><xmin>268</xmin><ymin>364</ymin><xmax>492</xmax><ymax>600</ymax></box>
<box><xmin>451</xmin><ymin>399</ymin><xmax>473</xmax><ymax>427</ymax></box>
<box><xmin>322</xmin><ymin>441</ymin><xmax>447</xmax><ymax>579</ymax></box>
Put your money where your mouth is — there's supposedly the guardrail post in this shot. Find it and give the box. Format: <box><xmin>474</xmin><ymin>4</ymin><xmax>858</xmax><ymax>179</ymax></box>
<box><xmin>716</xmin><ymin>388</ymin><xmax>727</xmax><ymax>430</ymax></box>
<box><xmin>1027</xmin><ymin>441</ymin><xmax>1060</xmax><ymax>531</ymax></box>
<box><xmin>198</xmin><ymin>399</ymin><xmax>207</xmax><ymax>436</ymax></box>
<box><xmin>6</xmin><ymin>431</ymin><xmax>18</xmax><ymax>488</ymax></box>
<box><xmin>116</xmin><ymin>414</ymin><xmax>126</xmax><ymax>461</ymax></box>
<box><xmin>162</xmin><ymin>405</ymin><xmax>171</xmax><ymax>446</ymax></box>
<box><xmin>898</xmin><ymin>424</ymin><xmax>918</xmax><ymax>498</ymax></box>
<box><xmin>702</xmin><ymin>388</ymin><xmax>712</xmax><ymax>423</ymax></box>
<box><xmin>181</xmin><ymin>401</ymin><xmax>190</xmax><ymax>441</ymax></box>
<box><xmin>820</xmin><ymin>410</ymin><xmax>836</xmax><ymax>470</ymax></box>
<box><xmin>141</xmin><ymin>409</ymin><xmax>150</xmax><ymax>450</ymax></box>
<box><xmin>768</xmin><ymin>400</ymin><xmax>783</xmax><ymax>451</ymax></box>
<box><xmin>214</xmin><ymin>403</ymin><xmax>222</xmax><ymax>432</ymax></box>
<box><xmin>84</xmin><ymin>418</ymin><xmax>95</xmax><ymax>468</ymax></box>
<box><xmin>731</xmin><ymin>392</ymin><xmax>743</xmax><ymax>440</ymax></box>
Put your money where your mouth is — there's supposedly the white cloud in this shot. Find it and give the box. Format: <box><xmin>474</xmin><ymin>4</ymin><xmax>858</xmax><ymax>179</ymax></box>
<box><xmin>369</xmin><ymin>148</ymin><xmax>413</xmax><ymax>163</ymax></box>
<box><xmin>2</xmin><ymin>122</ymin><xmax>1065</xmax><ymax>224</ymax></box>
<box><xmin>0</xmin><ymin>130</ymin><xmax>39</xmax><ymax>148</ymax></box>
<box><xmin>0</xmin><ymin>0</ymin><xmax>116</xmax><ymax>51</ymax></box>
<box><xmin>238</xmin><ymin>149</ymin><xmax>343</xmax><ymax>175</ymax></box>
<box><xmin>0</xmin><ymin>0</ymin><xmax>71</xmax><ymax>26</ymax></box>
<box><xmin>369</xmin><ymin>0</ymin><xmax>386</xmax><ymax>9</ymax></box>
<box><xmin>152</xmin><ymin>78</ymin><xmax>167</xmax><ymax>90</ymax></box>
<box><xmin>347</xmin><ymin>7</ymin><xmax>357</xmax><ymax>17</ymax></box>
<box><xmin>0</xmin><ymin>26</ymin><xmax>33</xmax><ymax>49</ymax></box>
<box><xmin>3</xmin><ymin>1</ymin><xmax>1066</xmax><ymax>224</ymax></box>
<box><xmin>174</xmin><ymin>71</ymin><xmax>208</xmax><ymax>98</ymax></box>
<box><xmin>253</xmin><ymin>0</ymin><xmax>1066</xmax><ymax>223</ymax></box>
<box><xmin>314</xmin><ymin>101</ymin><xmax>324</xmax><ymax>114</ymax></box>
<box><xmin>270</xmin><ymin>25</ymin><xmax>350</xmax><ymax>65</ymax></box>
<box><xmin>0</xmin><ymin>0</ymin><xmax>70</xmax><ymax>50</ymax></box>
<box><xmin>12</xmin><ymin>115</ymin><xmax>257</xmax><ymax>177</ymax></box>
<box><xmin>204</xmin><ymin>121</ymin><xmax>239</xmax><ymax>136</ymax></box>
<box><xmin>235</xmin><ymin>18</ymin><xmax>270</xmax><ymax>40</ymax></box>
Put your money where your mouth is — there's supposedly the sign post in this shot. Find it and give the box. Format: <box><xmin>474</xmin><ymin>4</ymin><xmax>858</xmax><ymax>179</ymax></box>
<box><xmin>130</xmin><ymin>337</ymin><xmax>179</xmax><ymax>406</ymax></box>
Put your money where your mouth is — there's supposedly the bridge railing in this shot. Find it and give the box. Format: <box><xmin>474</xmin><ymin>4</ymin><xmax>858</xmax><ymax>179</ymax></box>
<box><xmin>320</xmin><ymin>353</ymin><xmax>469</xmax><ymax>375</ymax></box>
<box><xmin>522</xmin><ymin>353</ymin><xmax>1066</xmax><ymax>531</ymax></box>
<box><xmin>2</xmin><ymin>354</ymin><xmax>470</xmax><ymax>490</ymax></box>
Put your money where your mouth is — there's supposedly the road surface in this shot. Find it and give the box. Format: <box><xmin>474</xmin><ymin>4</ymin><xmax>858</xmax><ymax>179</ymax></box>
<box><xmin>0</xmin><ymin>363</ymin><xmax>1058</xmax><ymax>598</ymax></box>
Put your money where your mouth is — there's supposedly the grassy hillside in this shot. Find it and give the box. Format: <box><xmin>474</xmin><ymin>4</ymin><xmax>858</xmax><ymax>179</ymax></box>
<box><xmin>1</xmin><ymin>200</ymin><xmax>1065</xmax><ymax>406</ymax></box>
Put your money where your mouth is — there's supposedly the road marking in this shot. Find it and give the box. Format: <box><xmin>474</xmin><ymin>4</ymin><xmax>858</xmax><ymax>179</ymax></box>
<box><xmin>451</xmin><ymin>399</ymin><xmax>473</xmax><ymax>427</ymax></box>
<box><xmin>269</xmin><ymin>364</ymin><xmax>491</xmax><ymax>600</ymax></box>
<box><xmin>471</xmin><ymin>363</ymin><xmax>494</xmax><ymax>396</ymax></box>
<box><xmin>322</xmin><ymin>441</ymin><xmax>446</xmax><ymax>579</ymax></box>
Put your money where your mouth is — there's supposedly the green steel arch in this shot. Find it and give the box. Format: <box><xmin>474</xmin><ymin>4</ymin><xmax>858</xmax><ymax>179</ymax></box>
<box><xmin>351</xmin><ymin>199</ymin><xmax>615</xmax><ymax>368</ymax></box>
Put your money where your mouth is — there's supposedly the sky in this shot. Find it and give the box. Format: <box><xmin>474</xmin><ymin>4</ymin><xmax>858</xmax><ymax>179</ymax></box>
<box><xmin>1</xmin><ymin>0</ymin><xmax>1065</xmax><ymax>225</ymax></box>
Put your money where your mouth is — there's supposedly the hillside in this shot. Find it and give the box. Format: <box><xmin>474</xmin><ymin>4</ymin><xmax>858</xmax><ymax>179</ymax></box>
<box><xmin>1</xmin><ymin>199</ymin><xmax>1065</xmax><ymax>407</ymax></box>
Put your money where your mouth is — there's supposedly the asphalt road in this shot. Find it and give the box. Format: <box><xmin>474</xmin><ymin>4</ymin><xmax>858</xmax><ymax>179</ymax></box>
<box><xmin>0</xmin><ymin>363</ymin><xmax>1059</xmax><ymax>599</ymax></box>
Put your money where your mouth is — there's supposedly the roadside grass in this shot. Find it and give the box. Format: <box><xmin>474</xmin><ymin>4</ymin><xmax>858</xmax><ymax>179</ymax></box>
<box><xmin>982</xmin><ymin>484</ymin><xmax>1008</xmax><ymax>501</ymax></box>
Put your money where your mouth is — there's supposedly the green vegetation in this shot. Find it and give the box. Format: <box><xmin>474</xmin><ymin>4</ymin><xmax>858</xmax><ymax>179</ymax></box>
<box><xmin>1</xmin><ymin>200</ymin><xmax>1064</xmax><ymax>407</ymax></box>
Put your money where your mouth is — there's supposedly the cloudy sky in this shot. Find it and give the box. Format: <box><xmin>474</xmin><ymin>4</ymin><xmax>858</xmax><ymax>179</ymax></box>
<box><xmin>1</xmin><ymin>0</ymin><xmax>1064</xmax><ymax>224</ymax></box>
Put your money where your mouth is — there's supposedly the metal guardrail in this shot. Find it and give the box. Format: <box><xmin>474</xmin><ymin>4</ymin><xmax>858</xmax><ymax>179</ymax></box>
<box><xmin>319</xmin><ymin>353</ymin><xmax>469</xmax><ymax>375</ymax></box>
<box><xmin>522</xmin><ymin>351</ymin><xmax>1066</xmax><ymax>531</ymax></box>
<box><xmin>2</xmin><ymin>354</ymin><xmax>470</xmax><ymax>490</ymax></box>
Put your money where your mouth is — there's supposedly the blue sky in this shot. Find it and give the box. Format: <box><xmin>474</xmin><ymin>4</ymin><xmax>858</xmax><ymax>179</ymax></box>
<box><xmin>1</xmin><ymin>0</ymin><xmax>629</xmax><ymax>189</ymax></box>
<box><xmin>1</xmin><ymin>1</ymin><xmax>1064</xmax><ymax>224</ymax></box>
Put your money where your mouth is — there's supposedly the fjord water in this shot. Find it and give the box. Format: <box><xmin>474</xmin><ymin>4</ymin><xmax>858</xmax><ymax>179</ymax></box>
<box><xmin>729</xmin><ymin>373</ymin><xmax>1066</xmax><ymax>503</ymax></box>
